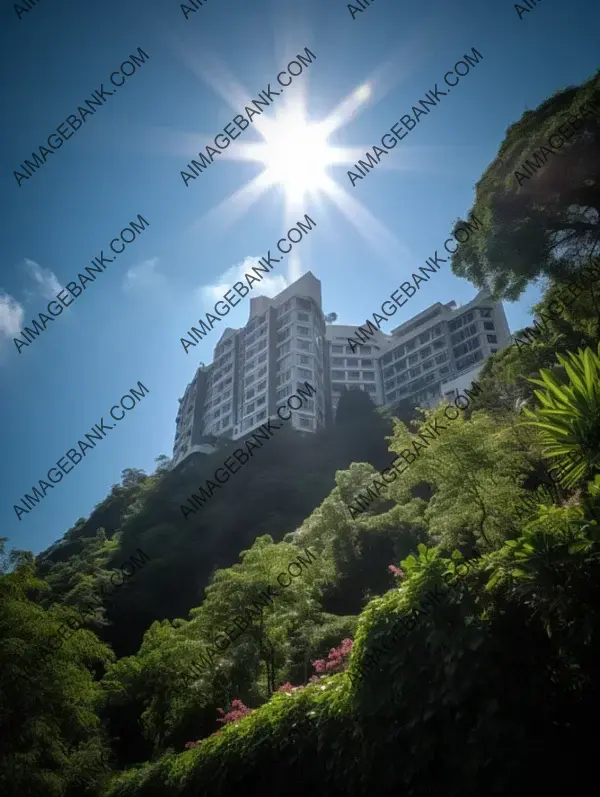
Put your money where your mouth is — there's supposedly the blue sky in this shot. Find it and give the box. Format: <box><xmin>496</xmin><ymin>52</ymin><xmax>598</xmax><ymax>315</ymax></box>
<box><xmin>1</xmin><ymin>0</ymin><xmax>598</xmax><ymax>556</ymax></box>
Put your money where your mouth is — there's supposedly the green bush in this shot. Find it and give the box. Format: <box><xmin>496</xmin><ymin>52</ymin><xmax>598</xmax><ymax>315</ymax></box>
<box><xmin>103</xmin><ymin>495</ymin><xmax>600</xmax><ymax>797</ymax></box>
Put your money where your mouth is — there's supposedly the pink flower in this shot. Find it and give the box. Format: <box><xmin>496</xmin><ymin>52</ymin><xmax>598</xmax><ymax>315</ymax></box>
<box><xmin>387</xmin><ymin>564</ymin><xmax>404</xmax><ymax>579</ymax></box>
<box><xmin>311</xmin><ymin>638</ymin><xmax>353</xmax><ymax>676</ymax></box>
<box><xmin>277</xmin><ymin>682</ymin><xmax>295</xmax><ymax>693</ymax></box>
<box><xmin>215</xmin><ymin>698</ymin><xmax>252</xmax><ymax>726</ymax></box>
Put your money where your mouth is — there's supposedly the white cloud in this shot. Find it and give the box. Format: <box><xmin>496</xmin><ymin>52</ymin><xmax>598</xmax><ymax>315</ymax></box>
<box><xmin>0</xmin><ymin>292</ymin><xmax>24</xmax><ymax>341</ymax></box>
<box><xmin>123</xmin><ymin>258</ymin><xmax>166</xmax><ymax>292</ymax></box>
<box><xmin>24</xmin><ymin>258</ymin><xmax>62</xmax><ymax>299</ymax></box>
<box><xmin>199</xmin><ymin>256</ymin><xmax>289</xmax><ymax>306</ymax></box>
<box><xmin>0</xmin><ymin>259</ymin><xmax>62</xmax><ymax>360</ymax></box>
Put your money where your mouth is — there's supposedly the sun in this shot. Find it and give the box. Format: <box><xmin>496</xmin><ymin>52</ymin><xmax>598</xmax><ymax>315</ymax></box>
<box><xmin>258</xmin><ymin>113</ymin><xmax>334</xmax><ymax>202</ymax></box>
<box><xmin>184</xmin><ymin>75</ymin><xmax>411</xmax><ymax>277</ymax></box>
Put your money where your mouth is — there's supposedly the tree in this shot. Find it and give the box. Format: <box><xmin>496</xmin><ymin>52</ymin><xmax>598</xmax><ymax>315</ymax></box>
<box><xmin>451</xmin><ymin>70</ymin><xmax>600</xmax><ymax>299</ymax></box>
<box><xmin>0</xmin><ymin>559</ymin><xmax>113</xmax><ymax>797</ymax></box>
<box><xmin>121</xmin><ymin>468</ymin><xmax>148</xmax><ymax>490</ymax></box>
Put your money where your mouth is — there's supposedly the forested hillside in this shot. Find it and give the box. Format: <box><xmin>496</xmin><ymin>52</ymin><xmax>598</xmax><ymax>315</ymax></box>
<box><xmin>2</xmin><ymin>69</ymin><xmax>600</xmax><ymax>797</ymax></box>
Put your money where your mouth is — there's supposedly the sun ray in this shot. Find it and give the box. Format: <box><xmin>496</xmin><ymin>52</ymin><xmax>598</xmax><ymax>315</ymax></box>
<box><xmin>166</xmin><ymin>19</ymin><xmax>460</xmax><ymax>284</ymax></box>
<box><xmin>319</xmin><ymin>174</ymin><xmax>413</xmax><ymax>279</ymax></box>
<box><xmin>189</xmin><ymin>171</ymin><xmax>274</xmax><ymax>236</ymax></box>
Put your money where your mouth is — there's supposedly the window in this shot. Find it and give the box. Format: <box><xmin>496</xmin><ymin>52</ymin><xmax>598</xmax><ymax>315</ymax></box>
<box><xmin>258</xmin><ymin>366</ymin><xmax>267</xmax><ymax>378</ymax></box>
<box><xmin>453</xmin><ymin>337</ymin><xmax>480</xmax><ymax>358</ymax></box>
<box><xmin>483</xmin><ymin>321</ymin><xmax>495</xmax><ymax>331</ymax></box>
<box><xmin>385</xmin><ymin>379</ymin><xmax>395</xmax><ymax>390</ymax></box>
<box><xmin>297</xmin><ymin>367</ymin><xmax>312</xmax><ymax>379</ymax></box>
<box><xmin>409</xmin><ymin>367</ymin><xmax>421</xmax><ymax>379</ymax></box>
<box><xmin>382</xmin><ymin>352</ymin><xmax>393</xmax><ymax>364</ymax></box>
<box><xmin>348</xmin><ymin>371</ymin><xmax>360</xmax><ymax>380</ymax></box>
<box><xmin>361</xmin><ymin>358</ymin><xmax>373</xmax><ymax>367</ymax></box>
<box><xmin>435</xmin><ymin>352</ymin><xmax>448</xmax><ymax>364</ymax></box>
<box><xmin>277</xmin><ymin>385</ymin><xmax>292</xmax><ymax>400</ymax></box>
<box><xmin>299</xmin><ymin>355</ymin><xmax>311</xmax><ymax>365</ymax></box>
<box><xmin>222</xmin><ymin>415</ymin><xmax>230</xmax><ymax>427</ymax></box>
<box><xmin>420</xmin><ymin>346</ymin><xmax>432</xmax><ymax>358</ymax></box>
<box><xmin>451</xmin><ymin>323</ymin><xmax>478</xmax><ymax>345</ymax></box>
<box><xmin>278</xmin><ymin>341</ymin><xmax>291</xmax><ymax>356</ymax></box>
<box><xmin>332</xmin><ymin>358</ymin><xmax>344</xmax><ymax>366</ymax></box>
<box><xmin>362</xmin><ymin>371</ymin><xmax>375</xmax><ymax>380</ymax></box>
<box><xmin>487</xmin><ymin>334</ymin><xmax>498</xmax><ymax>344</ymax></box>
<box><xmin>406</xmin><ymin>340</ymin><xmax>416</xmax><ymax>352</ymax></box>
<box><xmin>298</xmin><ymin>340</ymin><xmax>312</xmax><ymax>351</ymax></box>
<box><xmin>408</xmin><ymin>354</ymin><xmax>419</xmax><ymax>365</ymax></box>
<box><xmin>257</xmin><ymin>380</ymin><xmax>267</xmax><ymax>392</ymax></box>
<box><xmin>345</xmin><ymin>346</ymin><xmax>355</xmax><ymax>355</ymax></box>
<box><xmin>277</xmin><ymin>328</ymin><xmax>291</xmax><ymax>344</ymax></box>
<box><xmin>296</xmin><ymin>298</ymin><xmax>311</xmax><ymax>310</ymax></box>
<box><xmin>346</xmin><ymin>358</ymin><xmax>359</xmax><ymax>366</ymax></box>
<box><xmin>423</xmin><ymin>359</ymin><xmax>434</xmax><ymax>370</ymax></box>
<box><xmin>297</xmin><ymin>325</ymin><xmax>310</xmax><ymax>336</ymax></box>
<box><xmin>246</xmin><ymin>402</ymin><xmax>255</xmax><ymax>414</ymax></box>
<box><xmin>433</xmin><ymin>338</ymin><xmax>445</xmax><ymax>350</ymax></box>
<box><xmin>456</xmin><ymin>349</ymin><xmax>484</xmax><ymax>371</ymax></box>
<box><xmin>480</xmin><ymin>308</ymin><xmax>493</xmax><ymax>318</ymax></box>
<box><xmin>332</xmin><ymin>370</ymin><xmax>345</xmax><ymax>380</ymax></box>
<box><xmin>256</xmin><ymin>410</ymin><xmax>267</xmax><ymax>421</ymax></box>
<box><xmin>332</xmin><ymin>345</ymin><xmax>343</xmax><ymax>353</ymax></box>
<box><xmin>365</xmin><ymin>383</ymin><xmax>377</xmax><ymax>393</ymax></box>
<box><xmin>332</xmin><ymin>382</ymin><xmax>345</xmax><ymax>393</ymax></box>
<box><xmin>256</xmin><ymin>395</ymin><xmax>266</xmax><ymax>407</ymax></box>
<box><xmin>258</xmin><ymin>352</ymin><xmax>267</xmax><ymax>363</ymax></box>
<box><xmin>419</xmin><ymin>331</ymin><xmax>431</xmax><ymax>344</ymax></box>
<box><xmin>440</xmin><ymin>365</ymin><xmax>450</xmax><ymax>375</ymax></box>
<box><xmin>297</xmin><ymin>312</ymin><xmax>309</xmax><ymax>322</ymax></box>
<box><xmin>299</xmin><ymin>416</ymin><xmax>312</xmax><ymax>429</ymax></box>
<box><xmin>361</xmin><ymin>345</ymin><xmax>372</xmax><ymax>354</ymax></box>
<box><xmin>246</xmin><ymin>388</ymin><xmax>255</xmax><ymax>400</ymax></box>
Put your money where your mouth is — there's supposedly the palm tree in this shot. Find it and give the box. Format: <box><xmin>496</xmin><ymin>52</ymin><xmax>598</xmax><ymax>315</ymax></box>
<box><xmin>521</xmin><ymin>343</ymin><xmax>600</xmax><ymax>487</ymax></box>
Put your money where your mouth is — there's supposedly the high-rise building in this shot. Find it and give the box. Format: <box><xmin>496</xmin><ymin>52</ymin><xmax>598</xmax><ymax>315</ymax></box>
<box><xmin>376</xmin><ymin>290</ymin><xmax>511</xmax><ymax>409</ymax></box>
<box><xmin>172</xmin><ymin>277</ymin><xmax>511</xmax><ymax>467</ymax></box>
<box><xmin>325</xmin><ymin>324</ymin><xmax>387</xmax><ymax>416</ymax></box>
<box><xmin>172</xmin><ymin>272</ymin><xmax>330</xmax><ymax>468</ymax></box>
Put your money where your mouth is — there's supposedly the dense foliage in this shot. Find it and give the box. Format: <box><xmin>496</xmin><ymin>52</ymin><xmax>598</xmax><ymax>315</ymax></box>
<box><xmin>2</xmin><ymin>69</ymin><xmax>600</xmax><ymax>797</ymax></box>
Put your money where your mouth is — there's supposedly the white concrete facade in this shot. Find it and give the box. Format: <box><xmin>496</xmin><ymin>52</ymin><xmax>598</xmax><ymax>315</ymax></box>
<box><xmin>172</xmin><ymin>279</ymin><xmax>511</xmax><ymax>467</ymax></box>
